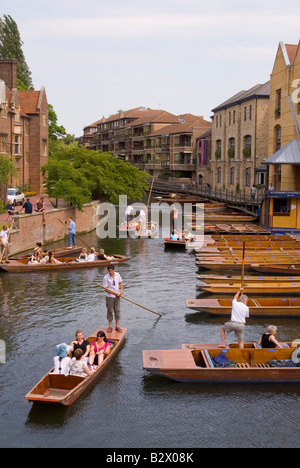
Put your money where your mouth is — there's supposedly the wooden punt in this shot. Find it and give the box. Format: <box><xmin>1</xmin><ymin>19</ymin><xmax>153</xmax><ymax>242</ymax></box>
<box><xmin>164</xmin><ymin>238</ymin><xmax>191</xmax><ymax>249</ymax></box>
<box><xmin>25</xmin><ymin>327</ymin><xmax>127</xmax><ymax>406</ymax></box>
<box><xmin>143</xmin><ymin>347</ymin><xmax>300</xmax><ymax>383</ymax></box>
<box><xmin>9</xmin><ymin>246</ymin><xmax>83</xmax><ymax>261</ymax></box>
<box><xmin>198</xmin><ymin>282</ymin><xmax>300</xmax><ymax>294</ymax></box>
<box><xmin>251</xmin><ymin>264</ymin><xmax>300</xmax><ymax>275</ymax></box>
<box><xmin>187</xmin><ymin>213</ymin><xmax>258</xmax><ymax>223</ymax></box>
<box><xmin>134</xmin><ymin>222</ymin><xmax>159</xmax><ymax>239</ymax></box>
<box><xmin>0</xmin><ymin>254</ymin><xmax>130</xmax><ymax>273</ymax></box>
<box><xmin>196</xmin><ymin>260</ymin><xmax>300</xmax><ymax>271</ymax></box>
<box><xmin>197</xmin><ymin>274</ymin><xmax>300</xmax><ymax>284</ymax></box>
<box><xmin>185</xmin><ymin>297</ymin><xmax>300</xmax><ymax>317</ymax></box>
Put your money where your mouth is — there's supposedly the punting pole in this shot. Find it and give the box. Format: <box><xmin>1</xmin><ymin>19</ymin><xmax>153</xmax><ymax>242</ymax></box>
<box><xmin>241</xmin><ymin>241</ymin><xmax>246</xmax><ymax>290</ymax></box>
<box><xmin>98</xmin><ymin>284</ymin><xmax>162</xmax><ymax>317</ymax></box>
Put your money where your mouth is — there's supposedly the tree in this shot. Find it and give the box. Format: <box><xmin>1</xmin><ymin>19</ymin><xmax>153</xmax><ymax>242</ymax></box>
<box><xmin>48</xmin><ymin>104</ymin><xmax>67</xmax><ymax>141</ymax></box>
<box><xmin>0</xmin><ymin>155</ymin><xmax>16</xmax><ymax>209</ymax></box>
<box><xmin>0</xmin><ymin>14</ymin><xmax>33</xmax><ymax>90</ymax></box>
<box><xmin>42</xmin><ymin>142</ymin><xmax>150</xmax><ymax>209</ymax></box>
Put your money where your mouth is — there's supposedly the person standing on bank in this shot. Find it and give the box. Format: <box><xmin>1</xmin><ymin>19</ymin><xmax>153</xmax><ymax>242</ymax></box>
<box><xmin>103</xmin><ymin>265</ymin><xmax>124</xmax><ymax>333</ymax></box>
<box><xmin>219</xmin><ymin>288</ymin><xmax>249</xmax><ymax>349</ymax></box>
<box><xmin>68</xmin><ymin>217</ymin><xmax>76</xmax><ymax>248</ymax></box>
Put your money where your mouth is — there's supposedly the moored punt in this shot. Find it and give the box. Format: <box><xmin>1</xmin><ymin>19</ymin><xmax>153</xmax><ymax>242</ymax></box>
<box><xmin>198</xmin><ymin>282</ymin><xmax>300</xmax><ymax>295</ymax></box>
<box><xmin>251</xmin><ymin>264</ymin><xmax>300</xmax><ymax>275</ymax></box>
<box><xmin>0</xmin><ymin>254</ymin><xmax>130</xmax><ymax>273</ymax></box>
<box><xmin>187</xmin><ymin>213</ymin><xmax>258</xmax><ymax>223</ymax></box>
<box><xmin>25</xmin><ymin>327</ymin><xmax>127</xmax><ymax>406</ymax></box>
<box><xmin>143</xmin><ymin>347</ymin><xmax>300</xmax><ymax>383</ymax></box>
<box><xmin>185</xmin><ymin>297</ymin><xmax>300</xmax><ymax>317</ymax></box>
<box><xmin>197</xmin><ymin>274</ymin><xmax>300</xmax><ymax>284</ymax></box>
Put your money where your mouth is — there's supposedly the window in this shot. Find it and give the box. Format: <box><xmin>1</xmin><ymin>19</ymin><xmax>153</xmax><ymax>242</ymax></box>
<box><xmin>230</xmin><ymin>167</ymin><xmax>235</xmax><ymax>185</ymax></box>
<box><xmin>273</xmin><ymin>198</ymin><xmax>291</xmax><ymax>215</ymax></box>
<box><xmin>217</xmin><ymin>167</ymin><xmax>221</xmax><ymax>183</ymax></box>
<box><xmin>233</xmin><ymin>110</ymin><xmax>236</xmax><ymax>124</ymax></box>
<box><xmin>14</xmin><ymin>135</ymin><xmax>22</xmax><ymax>155</ymax></box>
<box><xmin>244</xmin><ymin>107</ymin><xmax>247</xmax><ymax>121</ymax></box>
<box><xmin>228</xmin><ymin>138</ymin><xmax>235</xmax><ymax>158</ymax></box>
<box><xmin>249</xmin><ymin>105</ymin><xmax>252</xmax><ymax>120</ymax></box>
<box><xmin>275</xmin><ymin>126</ymin><xmax>281</xmax><ymax>151</ymax></box>
<box><xmin>275</xmin><ymin>89</ymin><xmax>281</xmax><ymax>117</ymax></box>
<box><xmin>245</xmin><ymin>168</ymin><xmax>251</xmax><ymax>187</ymax></box>
<box><xmin>229</xmin><ymin>112</ymin><xmax>231</xmax><ymax>125</ymax></box>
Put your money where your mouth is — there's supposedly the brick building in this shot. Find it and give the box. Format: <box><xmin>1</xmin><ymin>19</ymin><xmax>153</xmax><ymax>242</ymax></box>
<box><xmin>80</xmin><ymin>107</ymin><xmax>211</xmax><ymax>180</ymax></box>
<box><xmin>210</xmin><ymin>82</ymin><xmax>270</xmax><ymax>195</ymax></box>
<box><xmin>0</xmin><ymin>59</ymin><xmax>48</xmax><ymax>192</ymax></box>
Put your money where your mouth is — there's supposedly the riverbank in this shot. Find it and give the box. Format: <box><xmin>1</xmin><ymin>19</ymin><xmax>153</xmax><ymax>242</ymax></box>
<box><xmin>1</xmin><ymin>195</ymin><xmax>101</xmax><ymax>256</ymax></box>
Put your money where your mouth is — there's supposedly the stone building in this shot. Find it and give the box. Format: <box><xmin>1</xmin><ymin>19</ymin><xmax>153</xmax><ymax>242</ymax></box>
<box><xmin>80</xmin><ymin>107</ymin><xmax>211</xmax><ymax>180</ymax></box>
<box><xmin>210</xmin><ymin>83</ymin><xmax>270</xmax><ymax>195</ymax></box>
<box><xmin>261</xmin><ymin>41</ymin><xmax>300</xmax><ymax>232</ymax></box>
<box><xmin>0</xmin><ymin>59</ymin><xmax>48</xmax><ymax>192</ymax></box>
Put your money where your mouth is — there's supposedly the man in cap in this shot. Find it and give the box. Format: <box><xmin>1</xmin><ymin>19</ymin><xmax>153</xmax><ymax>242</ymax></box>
<box><xmin>103</xmin><ymin>264</ymin><xmax>124</xmax><ymax>333</ymax></box>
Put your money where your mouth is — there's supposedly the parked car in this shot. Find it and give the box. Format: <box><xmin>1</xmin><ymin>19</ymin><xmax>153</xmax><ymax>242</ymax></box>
<box><xmin>7</xmin><ymin>188</ymin><xmax>25</xmax><ymax>206</ymax></box>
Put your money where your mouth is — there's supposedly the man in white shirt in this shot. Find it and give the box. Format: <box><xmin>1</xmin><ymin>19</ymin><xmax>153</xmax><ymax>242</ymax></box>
<box><xmin>219</xmin><ymin>289</ymin><xmax>249</xmax><ymax>349</ymax></box>
<box><xmin>103</xmin><ymin>265</ymin><xmax>124</xmax><ymax>333</ymax></box>
<box><xmin>0</xmin><ymin>224</ymin><xmax>10</xmax><ymax>263</ymax></box>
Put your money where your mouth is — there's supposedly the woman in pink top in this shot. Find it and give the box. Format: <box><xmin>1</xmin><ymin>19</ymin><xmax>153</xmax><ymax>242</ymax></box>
<box><xmin>89</xmin><ymin>330</ymin><xmax>111</xmax><ymax>367</ymax></box>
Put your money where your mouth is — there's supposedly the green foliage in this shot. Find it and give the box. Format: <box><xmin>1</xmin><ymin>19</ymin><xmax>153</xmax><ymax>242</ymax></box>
<box><xmin>0</xmin><ymin>155</ymin><xmax>16</xmax><ymax>205</ymax></box>
<box><xmin>48</xmin><ymin>104</ymin><xmax>67</xmax><ymax>141</ymax></box>
<box><xmin>43</xmin><ymin>142</ymin><xmax>150</xmax><ymax>209</ymax></box>
<box><xmin>0</xmin><ymin>14</ymin><xmax>33</xmax><ymax>90</ymax></box>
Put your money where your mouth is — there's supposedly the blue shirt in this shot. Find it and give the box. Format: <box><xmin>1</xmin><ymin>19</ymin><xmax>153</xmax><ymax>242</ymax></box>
<box><xmin>69</xmin><ymin>221</ymin><xmax>76</xmax><ymax>234</ymax></box>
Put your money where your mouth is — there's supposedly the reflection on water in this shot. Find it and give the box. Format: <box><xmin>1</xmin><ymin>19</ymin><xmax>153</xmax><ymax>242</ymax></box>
<box><xmin>1</xmin><ymin>228</ymin><xmax>300</xmax><ymax>448</ymax></box>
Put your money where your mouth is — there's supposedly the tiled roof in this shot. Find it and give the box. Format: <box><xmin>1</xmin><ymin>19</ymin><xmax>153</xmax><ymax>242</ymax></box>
<box><xmin>285</xmin><ymin>44</ymin><xmax>298</xmax><ymax>65</ymax></box>
<box><xmin>18</xmin><ymin>91</ymin><xmax>41</xmax><ymax>114</ymax></box>
<box><xmin>211</xmin><ymin>82</ymin><xmax>270</xmax><ymax>113</ymax></box>
<box><xmin>149</xmin><ymin>118</ymin><xmax>211</xmax><ymax>137</ymax></box>
<box><xmin>123</xmin><ymin>110</ymin><xmax>179</xmax><ymax>128</ymax></box>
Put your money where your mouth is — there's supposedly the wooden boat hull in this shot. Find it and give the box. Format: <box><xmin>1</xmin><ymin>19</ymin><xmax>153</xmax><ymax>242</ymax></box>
<box><xmin>186</xmin><ymin>297</ymin><xmax>300</xmax><ymax>317</ymax></box>
<box><xmin>197</xmin><ymin>275</ymin><xmax>300</xmax><ymax>284</ymax></box>
<box><xmin>0</xmin><ymin>255</ymin><xmax>130</xmax><ymax>273</ymax></box>
<box><xmin>25</xmin><ymin>327</ymin><xmax>127</xmax><ymax>406</ymax></box>
<box><xmin>251</xmin><ymin>264</ymin><xmax>300</xmax><ymax>275</ymax></box>
<box><xmin>164</xmin><ymin>239</ymin><xmax>189</xmax><ymax>249</ymax></box>
<box><xmin>143</xmin><ymin>347</ymin><xmax>300</xmax><ymax>383</ymax></box>
<box><xmin>9</xmin><ymin>246</ymin><xmax>83</xmax><ymax>261</ymax></box>
<box><xmin>198</xmin><ymin>283</ymin><xmax>300</xmax><ymax>294</ymax></box>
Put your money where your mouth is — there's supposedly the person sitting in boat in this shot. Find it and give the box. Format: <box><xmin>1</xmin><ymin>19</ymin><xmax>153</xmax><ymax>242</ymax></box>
<box><xmin>69</xmin><ymin>349</ymin><xmax>94</xmax><ymax>378</ymax></box>
<box><xmin>70</xmin><ymin>330</ymin><xmax>91</xmax><ymax>362</ymax></box>
<box><xmin>170</xmin><ymin>231</ymin><xmax>178</xmax><ymax>240</ymax></box>
<box><xmin>52</xmin><ymin>344</ymin><xmax>72</xmax><ymax>376</ymax></box>
<box><xmin>97</xmin><ymin>249</ymin><xmax>114</xmax><ymax>261</ymax></box>
<box><xmin>86</xmin><ymin>248</ymin><xmax>96</xmax><ymax>262</ymax></box>
<box><xmin>258</xmin><ymin>325</ymin><xmax>283</xmax><ymax>349</ymax></box>
<box><xmin>76</xmin><ymin>248</ymin><xmax>88</xmax><ymax>263</ymax></box>
<box><xmin>41</xmin><ymin>251</ymin><xmax>61</xmax><ymax>264</ymax></box>
<box><xmin>28</xmin><ymin>251</ymin><xmax>41</xmax><ymax>265</ymax></box>
<box><xmin>89</xmin><ymin>330</ymin><xmax>111</xmax><ymax>367</ymax></box>
<box><xmin>34</xmin><ymin>242</ymin><xmax>43</xmax><ymax>256</ymax></box>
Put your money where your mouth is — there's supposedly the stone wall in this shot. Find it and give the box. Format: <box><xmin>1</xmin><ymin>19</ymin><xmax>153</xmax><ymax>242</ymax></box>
<box><xmin>9</xmin><ymin>200</ymin><xmax>100</xmax><ymax>255</ymax></box>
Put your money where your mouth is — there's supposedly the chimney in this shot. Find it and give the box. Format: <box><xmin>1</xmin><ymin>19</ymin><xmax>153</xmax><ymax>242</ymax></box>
<box><xmin>0</xmin><ymin>59</ymin><xmax>18</xmax><ymax>90</ymax></box>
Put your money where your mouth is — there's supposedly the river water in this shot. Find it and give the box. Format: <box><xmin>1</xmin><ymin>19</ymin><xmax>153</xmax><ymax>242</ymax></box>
<box><xmin>1</xmin><ymin>223</ymin><xmax>300</xmax><ymax>448</ymax></box>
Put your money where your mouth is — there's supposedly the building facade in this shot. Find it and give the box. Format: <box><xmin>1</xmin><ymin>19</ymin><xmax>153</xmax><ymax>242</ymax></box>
<box><xmin>0</xmin><ymin>59</ymin><xmax>48</xmax><ymax>192</ymax></box>
<box><xmin>80</xmin><ymin>107</ymin><xmax>211</xmax><ymax>181</ymax></box>
<box><xmin>210</xmin><ymin>83</ymin><xmax>270</xmax><ymax>196</ymax></box>
<box><xmin>262</xmin><ymin>42</ymin><xmax>300</xmax><ymax>232</ymax></box>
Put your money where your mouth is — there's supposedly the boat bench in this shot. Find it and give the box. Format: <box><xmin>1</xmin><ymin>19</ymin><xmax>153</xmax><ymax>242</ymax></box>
<box><xmin>200</xmin><ymin>349</ymin><xmax>294</xmax><ymax>369</ymax></box>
